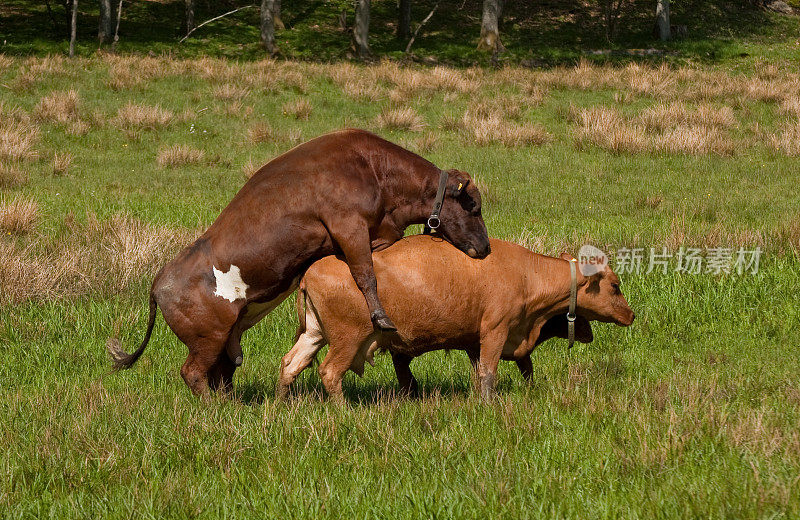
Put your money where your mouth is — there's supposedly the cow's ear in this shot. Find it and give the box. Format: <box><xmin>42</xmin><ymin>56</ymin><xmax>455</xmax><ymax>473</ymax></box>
<box><xmin>559</xmin><ymin>252</ymin><xmax>573</xmax><ymax>261</ymax></box>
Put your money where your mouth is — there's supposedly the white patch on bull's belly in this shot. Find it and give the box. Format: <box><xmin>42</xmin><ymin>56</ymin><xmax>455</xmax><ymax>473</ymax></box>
<box><xmin>212</xmin><ymin>265</ymin><xmax>249</xmax><ymax>302</ymax></box>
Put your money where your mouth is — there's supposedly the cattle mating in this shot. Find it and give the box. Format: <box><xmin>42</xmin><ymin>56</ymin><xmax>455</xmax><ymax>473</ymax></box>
<box><xmin>107</xmin><ymin>129</ymin><xmax>490</xmax><ymax>397</ymax></box>
<box><xmin>278</xmin><ymin>235</ymin><xmax>635</xmax><ymax>402</ymax></box>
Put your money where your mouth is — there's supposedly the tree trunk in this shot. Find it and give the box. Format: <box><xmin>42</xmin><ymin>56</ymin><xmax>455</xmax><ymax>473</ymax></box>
<box><xmin>273</xmin><ymin>0</ymin><xmax>284</xmax><ymax>30</ymax></box>
<box><xmin>655</xmin><ymin>0</ymin><xmax>671</xmax><ymax>41</ymax></box>
<box><xmin>98</xmin><ymin>0</ymin><xmax>115</xmax><ymax>44</ymax></box>
<box><xmin>398</xmin><ymin>0</ymin><xmax>411</xmax><ymax>39</ymax></box>
<box><xmin>260</xmin><ymin>0</ymin><xmax>276</xmax><ymax>55</ymax></box>
<box><xmin>354</xmin><ymin>0</ymin><xmax>371</xmax><ymax>58</ymax></box>
<box><xmin>69</xmin><ymin>0</ymin><xmax>78</xmax><ymax>57</ymax></box>
<box><xmin>185</xmin><ymin>0</ymin><xmax>195</xmax><ymax>36</ymax></box>
<box><xmin>478</xmin><ymin>0</ymin><xmax>505</xmax><ymax>53</ymax></box>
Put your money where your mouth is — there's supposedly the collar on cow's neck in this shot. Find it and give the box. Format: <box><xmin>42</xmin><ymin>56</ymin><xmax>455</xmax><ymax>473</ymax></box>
<box><xmin>567</xmin><ymin>258</ymin><xmax>578</xmax><ymax>349</ymax></box>
<box><xmin>424</xmin><ymin>169</ymin><xmax>449</xmax><ymax>234</ymax></box>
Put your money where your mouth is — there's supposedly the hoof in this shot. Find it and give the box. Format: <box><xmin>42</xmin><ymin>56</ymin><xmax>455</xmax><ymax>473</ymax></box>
<box><xmin>371</xmin><ymin>312</ymin><xmax>397</xmax><ymax>332</ymax></box>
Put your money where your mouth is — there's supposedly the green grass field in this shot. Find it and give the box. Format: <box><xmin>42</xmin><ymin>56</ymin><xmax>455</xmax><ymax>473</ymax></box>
<box><xmin>1</xmin><ymin>53</ymin><xmax>800</xmax><ymax>518</ymax></box>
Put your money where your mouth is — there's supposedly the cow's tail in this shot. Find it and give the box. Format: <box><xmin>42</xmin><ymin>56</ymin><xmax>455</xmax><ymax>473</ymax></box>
<box><xmin>293</xmin><ymin>279</ymin><xmax>307</xmax><ymax>343</ymax></box>
<box><xmin>107</xmin><ymin>292</ymin><xmax>158</xmax><ymax>371</ymax></box>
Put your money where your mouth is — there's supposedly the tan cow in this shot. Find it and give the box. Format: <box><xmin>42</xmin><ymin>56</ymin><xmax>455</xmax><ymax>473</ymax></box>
<box><xmin>278</xmin><ymin>235</ymin><xmax>634</xmax><ymax>401</ymax></box>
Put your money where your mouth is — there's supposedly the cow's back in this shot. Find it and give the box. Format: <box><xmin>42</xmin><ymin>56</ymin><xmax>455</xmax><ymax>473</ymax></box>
<box><xmin>302</xmin><ymin>235</ymin><xmax>530</xmax><ymax>352</ymax></box>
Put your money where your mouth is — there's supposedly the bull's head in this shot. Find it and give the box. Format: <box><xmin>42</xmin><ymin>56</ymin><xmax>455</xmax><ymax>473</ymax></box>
<box><xmin>434</xmin><ymin>169</ymin><xmax>491</xmax><ymax>259</ymax></box>
<box><xmin>560</xmin><ymin>253</ymin><xmax>635</xmax><ymax>327</ymax></box>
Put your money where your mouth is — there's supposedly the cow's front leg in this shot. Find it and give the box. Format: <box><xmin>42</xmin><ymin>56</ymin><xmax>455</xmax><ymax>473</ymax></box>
<box><xmin>516</xmin><ymin>355</ymin><xmax>534</xmax><ymax>382</ymax></box>
<box><xmin>327</xmin><ymin>218</ymin><xmax>396</xmax><ymax>331</ymax></box>
<box><xmin>391</xmin><ymin>352</ymin><xmax>419</xmax><ymax>396</ymax></box>
<box><xmin>475</xmin><ymin>329</ymin><xmax>507</xmax><ymax>401</ymax></box>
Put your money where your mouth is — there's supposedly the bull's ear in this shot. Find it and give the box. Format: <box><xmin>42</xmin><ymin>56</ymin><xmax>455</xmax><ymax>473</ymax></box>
<box><xmin>449</xmin><ymin>177</ymin><xmax>468</xmax><ymax>197</ymax></box>
<box><xmin>559</xmin><ymin>252</ymin><xmax>573</xmax><ymax>261</ymax></box>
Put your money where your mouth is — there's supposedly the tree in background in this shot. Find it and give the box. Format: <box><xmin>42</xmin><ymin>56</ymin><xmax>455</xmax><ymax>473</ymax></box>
<box><xmin>185</xmin><ymin>0</ymin><xmax>195</xmax><ymax>36</ymax></box>
<box><xmin>261</xmin><ymin>0</ymin><xmax>276</xmax><ymax>54</ymax></box>
<box><xmin>98</xmin><ymin>0</ymin><xmax>116</xmax><ymax>43</ymax></box>
<box><xmin>354</xmin><ymin>0</ymin><xmax>371</xmax><ymax>57</ymax></box>
<box><xmin>398</xmin><ymin>0</ymin><xmax>411</xmax><ymax>40</ymax></box>
<box><xmin>68</xmin><ymin>0</ymin><xmax>77</xmax><ymax>56</ymax></box>
<box><xmin>655</xmin><ymin>0</ymin><xmax>671</xmax><ymax>40</ymax></box>
<box><xmin>273</xmin><ymin>0</ymin><xmax>284</xmax><ymax>30</ymax></box>
<box><xmin>478</xmin><ymin>0</ymin><xmax>505</xmax><ymax>54</ymax></box>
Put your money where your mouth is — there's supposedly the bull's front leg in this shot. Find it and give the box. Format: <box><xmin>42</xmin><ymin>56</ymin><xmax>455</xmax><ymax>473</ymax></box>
<box><xmin>326</xmin><ymin>218</ymin><xmax>397</xmax><ymax>331</ymax></box>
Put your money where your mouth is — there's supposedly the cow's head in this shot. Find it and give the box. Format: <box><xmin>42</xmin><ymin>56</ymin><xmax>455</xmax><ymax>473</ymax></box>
<box><xmin>434</xmin><ymin>170</ymin><xmax>491</xmax><ymax>259</ymax></box>
<box><xmin>562</xmin><ymin>253</ymin><xmax>635</xmax><ymax>327</ymax></box>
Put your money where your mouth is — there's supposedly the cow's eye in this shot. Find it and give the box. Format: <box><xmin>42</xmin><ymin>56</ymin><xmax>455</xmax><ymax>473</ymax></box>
<box><xmin>611</xmin><ymin>283</ymin><xmax>620</xmax><ymax>293</ymax></box>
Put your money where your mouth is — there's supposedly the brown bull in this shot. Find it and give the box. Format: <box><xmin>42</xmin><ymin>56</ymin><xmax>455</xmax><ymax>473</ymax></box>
<box><xmin>278</xmin><ymin>235</ymin><xmax>635</xmax><ymax>401</ymax></box>
<box><xmin>108</xmin><ymin>129</ymin><xmax>490</xmax><ymax>396</ymax></box>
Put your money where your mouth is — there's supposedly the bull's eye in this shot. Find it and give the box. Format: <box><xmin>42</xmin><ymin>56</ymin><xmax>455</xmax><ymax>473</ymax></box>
<box><xmin>611</xmin><ymin>283</ymin><xmax>620</xmax><ymax>293</ymax></box>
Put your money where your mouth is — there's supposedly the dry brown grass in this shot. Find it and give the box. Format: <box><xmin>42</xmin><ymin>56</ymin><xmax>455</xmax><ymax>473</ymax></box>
<box><xmin>213</xmin><ymin>83</ymin><xmax>250</xmax><ymax>101</ymax></box>
<box><xmin>654</xmin><ymin>125</ymin><xmax>735</xmax><ymax>156</ymax></box>
<box><xmin>282</xmin><ymin>98</ymin><xmax>313</xmax><ymax>120</ymax></box>
<box><xmin>247</xmin><ymin>122</ymin><xmax>275</xmax><ymax>144</ymax></box>
<box><xmin>376</xmin><ymin>106</ymin><xmax>426</xmax><ymax>132</ymax></box>
<box><xmin>770</xmin><ymin>121</ymin><xmax>800</xmax><ymax>156</ymax></box>
<box><xmin>637</xmin><ymin>102</ymin><xmax>737</xmax><ymax>131</ymax></box>
<box><xmin>0</xmin><ymin>162</ymin><xmax>27</xmax><ymax>188</ymax></box>
<box><xmin>572</xmin><ymin>106</ymin><xmax>648</xmax><ymax>154</ymax></box>
<box><xmin>0</xmin><ymin>196</ymin><xmax>38</xmax><ymax>235</ymax></box>
<box><xmin>574</xmin><ymin>105</ymin><xmax>736</xmax><ymax>155</ymax></box>
<box><xmin>414</xmin><ymin>132</ymin><xmax>439</xmax><ymax>153</ymax></box>
<box><xmin>780</xmin><ymin>97</ymin><xmax>800</xmax><ymax>118</ymax></box>
<box><xmin>156</xmin><ymin>145</ymin><xmax>205</xmax><ymax>168</ymax></box>
<box><xmin>462</xmin><ymin>112</ymin><xmax>551</xmax><ymax>147</ymax></box>
<box><xmin>242</xmin><ymin>156</ymin><xmax>261</xmax><ymax>179</ymax></box>
<box><xmin>112</xmin><ymin>103</ymin><xmax>173</xmax><ymax>130</ymax></box>
<box><xmin>0</xmin><ymin>213</ymin><xmax>198</xmax><ymax>304</ymax></box>
<box><xmin>0</xmin><ymin>120</ymin><xmax>39</xmax><ymax>162</ymax></box>
<box><xmin>52</xmin><ymin>152</ymin><xmax>73</xmax><ymax>176</ymax></box>
<box><xmin>34</xmin><ymin>90</ymin><xmax>81</xmax><ymax>124</ymax></box>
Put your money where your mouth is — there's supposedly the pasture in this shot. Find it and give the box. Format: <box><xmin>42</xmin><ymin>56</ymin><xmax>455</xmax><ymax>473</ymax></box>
<box><xmin>1</xmin><ymin>55</ymin><xmax>799</xmax><ymax>518</ymax></box>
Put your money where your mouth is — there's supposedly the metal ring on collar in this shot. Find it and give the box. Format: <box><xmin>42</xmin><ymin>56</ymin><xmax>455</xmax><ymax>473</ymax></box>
<box><xmin>427</xmin><ymin>216</ymin><xmax>441</xmax><ymax>230</ymax></box>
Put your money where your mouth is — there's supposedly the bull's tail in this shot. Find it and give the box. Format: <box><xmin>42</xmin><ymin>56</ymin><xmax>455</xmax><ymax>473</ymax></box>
<box><xmin>293</xmin><ymin>280</ymin><xmax>307</xmax><ymax>343</ymax></box>
<box><xmin>107</xmin><ymin>292</ymin><xmax>158</xmax><ymax>371</ymax></box>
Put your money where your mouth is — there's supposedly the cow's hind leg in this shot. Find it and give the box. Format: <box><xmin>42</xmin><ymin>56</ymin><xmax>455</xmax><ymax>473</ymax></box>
<box><xmin>277</xmin><ymin>330</ymin><xmax>326</xmax><ymax>399</ymax></box>
<box><xmin>391</xmin><ymin>352</ymin><xmax>419</xmax><ymax>397</ymax></box>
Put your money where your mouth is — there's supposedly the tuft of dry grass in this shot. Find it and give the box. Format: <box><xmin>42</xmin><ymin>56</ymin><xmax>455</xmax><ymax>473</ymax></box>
<box><xmin>654</xmin><ymin>126</ymin><xmax>735</xmax><ymax>156</ymax></box>
<box><xmin>0</xmin><ymin>162</ymin><xmax>27</xmax><ymax>188</ymax></box>
<box><xmin>463</xmin><ymin>113</ymin><xmax>551</xmax><ymax>147</ymax></box>
<box><xmin>282</xmin><ymin>98</ymin><xmax>313</xmax><ymax>120</ymax></box>
<box><xmin>780</xmin><ymin>97</ymin><xmax>800</xmax><ymax>118</ymax></box>
<box><xmin>376</xmin><ymin>107</ymin><xmax>425</xmax><ymax>132</ymax></box>
<box><xmin>414</xmin><ymin>132</ymin><xmax>439</xmax><ymax>153</ymax></box>
<box><xmin>34</xmin><ymin>90</ymin><xmax>81</xmax><ymax>124</ymax></box>
<box><xmin>52</xmin><ymin>152</ymin><xmax>73</xmax><ymax>176</ymax></box>
<box><xmin>0</xmin><ymin>213</ymin><xmax>199</xmax><ymax>304</ymax></box>
<box><xmin>112</xmin><ymin>103</ymin><xmax>173</xmax><ymax>130</ymax></box>
<box><xmin>572</xmin><ymin>106</ymin><xmax>648</xmax><ymax>154</ymax></box>
<box><xmin>242</xmin><ymin>157</ymin><xmax>261</xmax><ymax>180</ymax></box>
<box><xmin>156</xmin><ymin>145</ymin><xmax>205</xmax><ymax>168</ymax></box>
<box><xmin>770</xmin><ymin>121</ymin><xmax>800</xmax><ymax>156</ymax></box>
<box><xmin>0</xmin><ymin>121</ymin><xmax>39</xmax><ymax>162</ymax></box>
<box><xmin>213</xmin><ymin>83</ymin><xmax>250</xmax><ymax>101</ymax></box>
<box><xmin>247</xmin><ymin>122</ymin><xmax>275</xmax><ymax>144</ymax></box>
<box><xmin>0</xmin><ymin>196</ymin><xmax>38</xmax><ymax>235</ymax></box>
<box><xmin>637</xmin><ymin>102</ymin><xmax>736</xmax><ymax>131</ymax></box>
